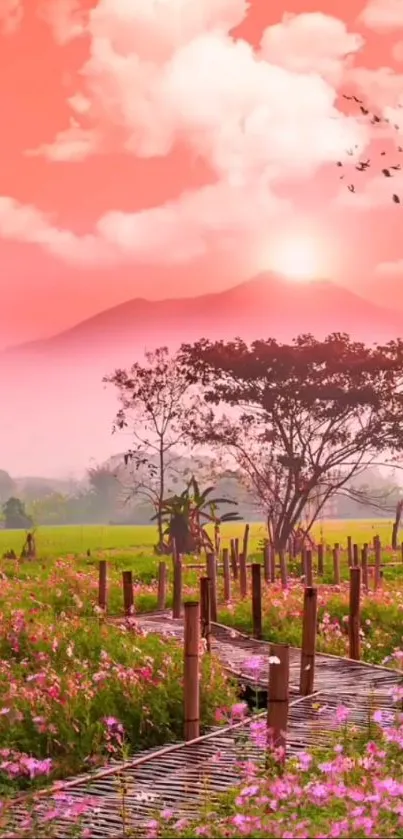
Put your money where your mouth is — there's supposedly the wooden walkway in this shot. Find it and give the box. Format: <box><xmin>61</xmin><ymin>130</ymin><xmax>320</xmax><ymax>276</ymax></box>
<box><xmin>6</xmin><ymin>613</ymin><xmax>403</xmax><ymax>838</ymax></box>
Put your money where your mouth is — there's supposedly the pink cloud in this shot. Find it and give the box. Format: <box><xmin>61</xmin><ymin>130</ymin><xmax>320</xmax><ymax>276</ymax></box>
<box><xmin>359</xmin><ymin>0</ymin><xmax>403</xmax><ymax>32</ymax></box>
<box><xmin>0</xmin><ymin>0</ymin><xmax>23</xmax><ymax>34</ymax></box>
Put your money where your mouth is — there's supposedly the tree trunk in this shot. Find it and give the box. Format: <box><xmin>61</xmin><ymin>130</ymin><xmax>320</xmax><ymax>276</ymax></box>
<box><xmin>392</xmin><ymin>500</ymin><xmax>403</xmax><ymax>550</ymax></box>
<box><xmin>157</xmin><ymin>437</ymin><xmax>165</xmax><ymax>549</ymax></box>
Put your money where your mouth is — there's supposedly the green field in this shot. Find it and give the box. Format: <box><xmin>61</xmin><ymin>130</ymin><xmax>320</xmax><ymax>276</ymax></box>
<box><xmin>0</xmin><ymin>518</ymin><xmax>397</xmax><ymax>559</ymax></box>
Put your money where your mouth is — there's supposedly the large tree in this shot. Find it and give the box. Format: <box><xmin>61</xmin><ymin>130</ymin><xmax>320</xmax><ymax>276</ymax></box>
<box><xmin>104</xmin><ymin>347</ymin><xmax>199</xmax><ymax>548</ymax></box>
<box><xmin>179</xmin><ymin>333</ymin><xmax>403</xmax><ymax>549</ymax></box>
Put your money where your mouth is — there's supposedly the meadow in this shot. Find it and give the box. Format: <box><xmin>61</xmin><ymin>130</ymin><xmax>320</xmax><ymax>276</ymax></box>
<box><xmin>2</xmin><ymin>518</ymin><xmax>403</xmax><ymax>838</ymax></box>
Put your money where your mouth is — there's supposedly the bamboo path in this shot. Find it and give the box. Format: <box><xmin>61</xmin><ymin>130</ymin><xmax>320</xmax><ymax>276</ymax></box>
<box><xmin>6</xmin><ymin>613</ymin><xmax>403</xmax><ymax>838</ymax></box>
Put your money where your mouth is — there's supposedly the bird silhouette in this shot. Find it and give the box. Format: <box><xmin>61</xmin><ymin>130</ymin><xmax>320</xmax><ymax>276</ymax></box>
<box><xmin>393</xmin><ymin>194</ymin><xmax>401</xmax><ymax>203</ymax></box>
<box><xmin>348</xmin><ymin>184</ymin><xmax>355</xmax><ymax>192</ymax></box>
<box><xmin>382</xmin><ymin>169</ymin><xmax>392</xmax><ymax>177</ymax></box>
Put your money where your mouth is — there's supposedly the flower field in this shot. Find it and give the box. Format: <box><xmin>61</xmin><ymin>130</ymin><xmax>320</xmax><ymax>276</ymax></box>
<box><xmin>1</xmin><ymin>520</ymin><xmax>403</xmax><ymax>837</ymax></box>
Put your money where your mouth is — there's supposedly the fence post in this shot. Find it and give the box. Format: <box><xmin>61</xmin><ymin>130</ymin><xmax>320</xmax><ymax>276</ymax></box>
<box><xmin>270</xmin><ymin>545</ymin><xmax>276</xmax><ymax>583</ymax></box>
<box><xmin>243</xmin><ymin>524</ymin><xmax>250</xmax><ymax>560</ymax></box>
<box><xmin>157</xmin><ymin>561</ymin><xmax>167</xmax><ymax>610</ymax></box>
<box><xmin>98</xmin><ymin>560</ymin><xmax>107</xmax><ymax>611</ymax></box>
<box><xmin>349</xmin><ymin>566</ymin><xmax>361</xmax><ymax>661</ymax></box>
<box><xmin>279</xmin><ymin>550</ymin><xmax>288</xmax><ymax>589</ymax></box>
<box><xmin>305</xmin><ymin>550</ymin><xmax>313</xmax><ymax>587</ymax></box>
<box><xmin>172</xmin><ymin>555</ymin><xmax>182</xmax><ymax>619</ymax></box>
<box><xmin>300</xmin><ymin>587</ymin><xmax>317</xmax><ymax>696</ymax></box>
<box><xmin>333</xmin><ymin>544</ymin><xmax>340</xmax><ymax>585</ymax></box>
<box><xmin>222</xmin><ymin>547</ymin><xmax>231</xmax><ymax>602</ymax></box>
<box><xmin>361</xmin><ymin>545</ymin><xmax>368</xmax><ymax>592</ymax></box>
<box><xmin>267</xmin><ymin>643</ymin><xmax>289</xmax><ymax>760</ymax></box>
<box><xmin>251</xmin><ymin>563</ymin><xmax>262</xmax><ymax>640</ymax></box>
<box><xmin>401</xmin><ymin>541</ymin><xmax>403</xmax><ymax>563</ymax></box>
<box><xmin>317</xmin><ymin>543</ymin><xmax>324</xmax><ymax>577</ymax></box>
<box><xmin>353</xmin><ymin>543</ymin><xmax>359</xmax><ymax>568</ymax></box>
<box><xmin>374</xmin><ymin>537</ymin><xmax>381</xmax><ymax>591</ymax></box>
<box><xmin>347</xmin><ymin>536</ymin><xmax>352</xmax><ymax>567</ymax></box>
<box><xmin>184</xmin><ymin>601</ymin><xmax>200</xmax><ymax>742</ymax></box>
<box><xmin>230</xmin><ymin>539</ymin><xmax>238</xmax><ymax>580</ymax></box>
<box><xmin>239</xmin><ymin>551</ymin><xmax>247</xmax><ymax>599</ymax></box>
<box><xmin>200</xmin><ymin>577</ymin><xmax>211</xmax><ymax>653</ymax></box>
<box><xmin>206</xmin><ymin>553</ymin><xmax>218</xmax><ymax>622</ymax></box>
<box><xmin>122</xmin><ymin>570</ymin><xmax>134</xmax><ymax>617</ymax></box>
<box><xmin>263</xmin><ymin>541</ymin><xmax>271</xmax><ymax>584</ymax></box>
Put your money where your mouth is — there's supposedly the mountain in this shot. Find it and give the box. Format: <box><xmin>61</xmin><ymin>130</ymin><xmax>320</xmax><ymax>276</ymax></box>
<box><xmin>1</xmin><ymin>272</ymin><xmax>403</xmax><ymax>477</ymax></box>
<box><xmin>5</xmin><ymin>272</ymin><xmax>403</xmax><ymax>364</ymax></box>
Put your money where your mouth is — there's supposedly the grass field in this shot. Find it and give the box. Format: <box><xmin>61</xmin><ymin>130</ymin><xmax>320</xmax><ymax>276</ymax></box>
<box><xmin>0</xmin><ymin>518</ymin><xmax>397</xmax><ymax>559</ymax></box>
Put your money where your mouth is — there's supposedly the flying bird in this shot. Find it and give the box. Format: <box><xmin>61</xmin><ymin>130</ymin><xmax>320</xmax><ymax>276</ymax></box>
<box><xmin>393</xmin><ymin>194</ymin><xmax>401</xmax><ymax>203</ymax></box>
<box><xmin>348</xmin><ymin>184</ymin><xmax>355</xmax><ymax>192</ymax></box>
<box><xmin>382</xmin><ymin>168</ymin><xmax>392</xmax><ymax>177</ymax></box>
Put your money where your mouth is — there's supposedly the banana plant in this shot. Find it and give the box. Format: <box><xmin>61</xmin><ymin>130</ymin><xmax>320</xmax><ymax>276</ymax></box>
<box><xmin>152</xmin><ymin>475</ymin><xmax>242</xmax><ymax>554</ymax></box>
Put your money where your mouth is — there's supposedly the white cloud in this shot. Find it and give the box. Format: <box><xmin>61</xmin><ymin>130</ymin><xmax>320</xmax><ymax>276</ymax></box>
<box><xmin>26</xmin><ymin>120</ymin><xmax>98</xmax><ymax>161</ymax></box>
<box><xmin>0</xmin><ymin>0</ymin><xmax>22</xmax><ymax>34</ymax></box>
<box><xmin>38</xmin><ymin>0</ymin><xmax>87</xmax><ymax>45</ymax></box>
<box><xmin>260</xmin><ymin>13</ymin><xmax>364</xmax><ymax>85</ymax></box>
<box><xmin>358</xmin><ymin>0</ymin><xmax>403</xmax><ymax>32</ymax></box>
<box><xmin>0</xmin><ymin>181</ymin><xmax>290</xmax><ymax>266</ymax></box>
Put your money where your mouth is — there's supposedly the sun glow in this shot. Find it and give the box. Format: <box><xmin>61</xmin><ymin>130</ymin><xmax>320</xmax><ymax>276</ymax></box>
<box><xmin>267</xmin><ymin>234</ymin><xmax>322</xmax><ymax>281</ymax></box>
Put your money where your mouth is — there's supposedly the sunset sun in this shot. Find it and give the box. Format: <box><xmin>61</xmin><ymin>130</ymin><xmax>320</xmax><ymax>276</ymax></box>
<box><xmin>268</xmin><ymin>235</ymin><xmax>322</xmax><ymax>281</ymax></box>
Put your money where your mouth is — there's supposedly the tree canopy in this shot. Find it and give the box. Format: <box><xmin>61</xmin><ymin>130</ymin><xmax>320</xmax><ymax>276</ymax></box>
<box><xmin>179</xmin><ymin>333</ymin><xmax>403</xmax><ymax>548</ymax></box>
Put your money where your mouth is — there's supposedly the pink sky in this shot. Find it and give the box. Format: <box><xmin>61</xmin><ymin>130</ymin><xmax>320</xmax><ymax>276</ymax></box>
<box><xmin>2</xmin><ymin>0</ymin><xmax>403</xmax><ymax>476</ymax></box>
<box><xmin>1</xmin><ymin>0</ymin><xmax>403</xmax><ymax>348</ymax></box>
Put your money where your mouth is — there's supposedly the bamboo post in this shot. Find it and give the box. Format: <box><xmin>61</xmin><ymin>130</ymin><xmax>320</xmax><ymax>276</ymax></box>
<box><xmin>206</xmin><ymin>553</ymin><xmax>218</xmax><ymax>622</ymax></box>
<box><xmin>230</xmin><ymin>539</ymin><xmax>238</xmax><ymax>580</ymax></box>
<box><xmin>243</xmin><ymin>524</ymin><xmax>250</xmax><ymax>560</ymax></box>
<box><xmin>353</xmin><ymin>543</ymin><xmax>359</xmax><ymax>568</ymax></box>
<box><xmin>263</xmin><ymin>541</ymin><xmax>271</xmax><ymax>584</ymax></box>
<box><xmin>122</xmin><ymin>570</ymin><xmax>134</xmax><ymax>617</ymax></box>
<box><xmin>361</xmin><ymin>545</ymin><xmax>368</xmax><ymax>592</ymax></box>
<box><xmin>222</xmin><ymin>547</ymin><xmax>231</xmax><ymax>602</ymax></box>
<box><xmin>98</xmin><ymin>560</ymin><xmax>107</xmax><ymax>611</ymax></box>
<box><xmin>267</xmin><ymin>643</ymin><xmax>289</xmax><ymax>759</ymax></box>
<box><xmin>157</xmin><ymin>561</ymin><xmax>167</xmax><ymax>610</ymax></box>
<box><xmin>374</xmin><ymin>538</ymin><xmax>381</xmax><ymax>591</ymax></box>
<box><xmin>300</xmin><ymin>587</ymin><xmax>317</xmax><ymax>696</ymax></box>
<box><xmin>251</xmin><ymin>563</ymin><xmax>262</xmax><ymax>640</ymax></box>
<box><xmin>347</xmin><ymin>536</ymin><xmax>352</xmax><ymax>566</ymax></box>
<box><xmin>172</xmin><ymin>555</ymin><xmax>182</xmax><ymax>619</ymax></box>
<box><xmin>333</xmin><ymin>544</ymin><xmax>340</xmax><ymax>585</ymax></box>
<box><xmin>200</xmin><ymin>577</ymin><xmax>211</xmax><ymax>653</ymax></box>
<box><xmin>317</xmin><ymin>542</ymin><xmax>324</xmax><ymax>577</ymax></box>
<box><xmin>279</xmin><ymin>549</ymin><xmax>288</xmax><ymax>589</ymax></box>
<box><xmin>184</xmin><ymin>601</ymin><xmax>200</xmax><ymax>741</ymax></box>
<box><xmin>305</xmin><ymin>550</ymin><xmax>313</xmax><ymax>587</ymax></box>
<box><xmin>239</xmin><ymin>551</ymin><xmax>247</xmax><ymax>599</ymax></box>
<box><xmin>349</xmin><ymin>566</ymin><xmax>361</xmax><ymax>661</ymax></box>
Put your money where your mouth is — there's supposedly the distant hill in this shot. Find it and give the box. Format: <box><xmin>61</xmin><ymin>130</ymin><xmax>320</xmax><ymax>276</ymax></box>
<box><xmin>1</xmin><ymin>272</ymin><xmax>403</xmax><ymax>476</ymax></box>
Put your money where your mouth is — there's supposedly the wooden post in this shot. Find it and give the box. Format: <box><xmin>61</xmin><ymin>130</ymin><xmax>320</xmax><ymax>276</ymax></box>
<box><xmin>243</xmin><ymin>524</ymin><xmax>250</xmax><ymax>560</ymax></box>
<box><xmin>361</xmin><ymin>545</ymin><xmax>368</xmax><ymax>592</ymax></box>
<box><xmin>184</xmin><ymin>601</ymin><xmax>200</xmax><ymax>742</ymax></box>
<box><xmin>349</xmin><ymin>566</ymin><xmax>361</xmax><ymax>661</ymax></box>
<box><xmin>239</xmin><ymin>551</ymin><xmax>247</xmax><ymax>599</ymax></box>
<box><xmin>230</xmin><ymin>538</ymin><xmax>239</xmax><ymax>580</ymax></box>
<box><xmin>300</xmin><ymin>587</ymin><xmax>317</xmax><ymax>696</ymax></box>
<box><xmin>401</xmin><ymin>541</ymin><xmax>403</xmax><ymax>563</ymax></box>
<box><xmin>333</xmin><ymin>544</ymin><xmax>340</xmax><ymax>585</ymax></box>
<box><xmin>98</xmin><ymin>560</ymin><xmax>107</xmax><ymax>611</ymax></box>
<box><xmin>317</xmin><ymin>542</ymin><xmax>324</xmax><ymax>577</ymax></box>
<box><xmin>347</xmin><ymin>536</ymin><xmax>352</xmax><ymax>567</ymax></box>
<box><xmin>279</xmin><ymin>550</ymin><xmax>288</xmax><ymax>589</ymax></box>
<box><xmin>200</xmin><ymin>577</ymin><xmax>211</xmax><ymax>653</ymax></box>
<box><xmin>305</xmin><ymin>550</ymin><xmax>313</xmax><ymax>587</ymax></box>
<box><xmin>300</xmin><ymin>546</ymin><xmax>306</xmax><ymax>578</ymax></box>
<box><xmin>172</xmin><ymin>555</ymin><xmax>182</xmax><ymax>619</ymax></box>
<box><xmin>263</xmin><ymin>541</ymin><xmax>271</xmax><ymax>584</ymax></box>
<box><xmin>157</xmin><ymin>561</ymin><xmax>167</xmax><ymax>610</ymax></box>
<box><xmin>353</xmin><ymin>543</ymin><xmax>359</xmax><ymax>568</ymax></box>
<box><xmin>267</xmin><ymin>643</ymin><xmax>289</xmax><ymax>759</ymax></box>
<box><xmin>122</xmin><ymin>570</ymin><xmax>134</xmax><ymax>617</ymax></box>
<box><xmin>222</xmin><ymin>547</ymin><xmax>231</xmax><ymax>602</ymax></box>
<box><xmin>374</xmin><ymin>538</ymin><xmax>381</xmax><ymax>591</ymax></box>
<box><xmin>270</xmin><ymin>545</ymin><xmax>276</xmax><ymax>583</ymax></box>
<box><xmin>251</xmin><ymin>563</ymin><xmax>262</xmax><ymax>640</ymax></box>
<box><xmin>206</xmin><ymin>553</ymin><xmax>218</xmax><ymax>622</ymax></box>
